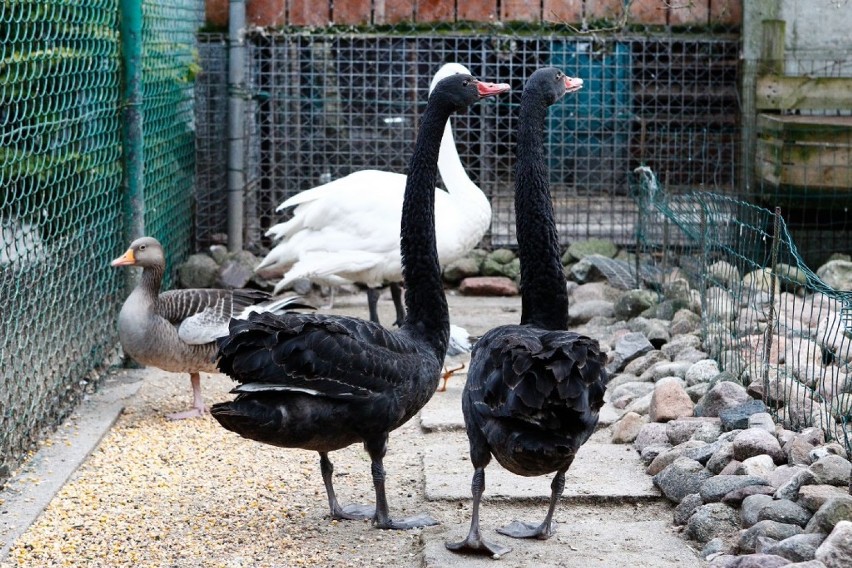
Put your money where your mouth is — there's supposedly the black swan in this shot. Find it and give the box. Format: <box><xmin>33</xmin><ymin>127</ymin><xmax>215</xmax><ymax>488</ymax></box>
<box><xmin>446</xmin><ymin>68</ymin><xmax>608</xmax><ymax>558</ymax></box>
<box><xmin>110</xmin><ymin>236</ymin><xmax>310</xmax><ymax>420</ymax></box>
<box><xmin>211</xmin><ymin>73</ymin><xmax>510</xmax><ymax>529</ymax></box>
<box><xmin>257</xmin><ymin>63</ymin><xmax>493</xmax><ymax>327</ymax></box>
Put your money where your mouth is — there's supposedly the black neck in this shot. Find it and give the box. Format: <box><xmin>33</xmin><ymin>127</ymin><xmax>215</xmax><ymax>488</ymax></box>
<box><xmin>514</xmin><ymin>91</ymin><xmax>569</xmax><ymax>330</ymax></box>
<box><xmin>400</xmin><ymin>101</ymin><xmax>450</xmax><ymax>356</ymax></box>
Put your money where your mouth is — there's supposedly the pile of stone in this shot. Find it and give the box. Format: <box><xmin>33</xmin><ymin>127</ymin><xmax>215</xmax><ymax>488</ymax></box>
<box><xmin>555</xmin><ymin>244</ymin><xmax>852</xmax><ymax>568</ymax></box>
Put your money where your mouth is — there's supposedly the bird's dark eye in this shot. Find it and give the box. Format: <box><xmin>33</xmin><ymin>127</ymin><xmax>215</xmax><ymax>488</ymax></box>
<box><xmin>556</xmin><ymin>72</ymin><xmax>563</xmax><ymax>80</ymax></box>
<box><xmin>463</xmin><ymin>80</ymin><xmax>469</xmax><ymax>86</ymax></box>
<box><xmin>139</xmin><ymin>245</ymin><xmax>146</xmax><ymax>251</ymax></box>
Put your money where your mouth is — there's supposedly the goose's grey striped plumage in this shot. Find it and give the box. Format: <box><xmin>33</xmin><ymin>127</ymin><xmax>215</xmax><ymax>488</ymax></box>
<box><xmin>111</xmin><ymin>236</ymin><xmax>311</xmax><ymax>420</ymax></box>
<box><xmin>447</xmin><ymin>68</ymin><xmax>608</xmax><ymax>558</ymax></box>
<box><xmin>211</xmin><ymin>74</ymin><xmax>511</xmax><ymax>531</ymax></box>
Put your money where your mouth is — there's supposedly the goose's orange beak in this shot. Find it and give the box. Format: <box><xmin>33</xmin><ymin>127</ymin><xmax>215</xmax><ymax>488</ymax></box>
<box><xmin>475</xmin><ymin>80</ymin><xmax>511</xmax><ymax>98</ymax></box>
<box><xmin>111</xmin><ymin>248</ymin><xmax>136</xmax><ymax>267</ymax></box>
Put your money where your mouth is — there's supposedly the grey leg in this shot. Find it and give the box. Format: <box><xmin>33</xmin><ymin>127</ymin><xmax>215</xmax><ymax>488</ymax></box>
<box><xmin>319</xmin><ymin>452</ymin><xmax>374</xmax><ymax>521</ymax></box>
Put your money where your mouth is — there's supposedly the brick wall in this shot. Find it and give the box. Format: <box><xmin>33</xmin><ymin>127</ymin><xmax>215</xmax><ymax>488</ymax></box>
<box><xmin>206</xmin><ymin>0</ymin><xmax>742</xmax><ymax>28</ymax></box>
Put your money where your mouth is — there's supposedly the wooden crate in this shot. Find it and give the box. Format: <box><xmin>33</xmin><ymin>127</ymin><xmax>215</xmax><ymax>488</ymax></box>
<box><xmin>756</xmin><ymin>114</ymin><xmax>852</xmax><ymax>192</ymax></box>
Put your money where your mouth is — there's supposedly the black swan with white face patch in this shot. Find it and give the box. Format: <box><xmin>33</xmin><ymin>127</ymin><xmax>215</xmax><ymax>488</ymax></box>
<box><xmin>211</xmin><ymin>73</ymin><xmax>510</xmax><ymax>530</ymax></box>
<box><xmin>446</xmin><ymin>67</ymin><xmax>608</xmax><ymax>557</ymax></box>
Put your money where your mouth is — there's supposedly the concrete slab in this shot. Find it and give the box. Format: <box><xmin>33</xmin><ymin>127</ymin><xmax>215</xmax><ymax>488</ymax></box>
<box><xmin>0</xmin><ymin>369</ymin><xmax>144</xmax><ymax>561</ymax></box>
<box><xmin>426</xmin><ymin>519</ymin><xmax>701</xmax><ymax>567</ymax></box>
<box><xmin>424</xmin><ymin>440</ymin><xmax>660</xmax><ymax>502</ymax></box>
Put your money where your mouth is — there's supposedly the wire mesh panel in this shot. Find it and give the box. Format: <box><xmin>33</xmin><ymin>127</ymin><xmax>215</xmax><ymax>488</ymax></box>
<box><xmin>752</xmin><ymin>57</ymin><xmax>852</xmax><ymax>268</ymax></box>
<box><xmin>195</xmin><ymin>33</ymin><xmax>229</xmax><ymax>249</ymax></box>
<box><xmin>634</xmin><ymin>170</ymin><xmax>852</xmax><ymax>453</ymax></box>
<box><xmin>141</xmin><ymin>0</ymin><xmax>205</xmax><ymax>285</ymax></box>
<box><xmin>193</xmin><ymin>29</ymin><xmax>742</xmax><ymax>252</ymax></box>
<box><xmin>0</xmin><ymin>0</ymin><xmax>124</xmax><ymax>482</ymax></box>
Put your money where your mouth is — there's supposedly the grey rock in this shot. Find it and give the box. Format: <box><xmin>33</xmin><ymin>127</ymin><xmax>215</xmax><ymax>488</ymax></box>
<box><xmin>766</xmin><ymin>533</ymin><xmax>827</xmax><ymax>562</ymax></box>
<box><xmin>649</xmin><ymin>377</ymin><xmax>695</xmax><ymax>422</ymax></box>
<box><xmin>675</xmin><ymin>346</ymin><xmax>711</xmax><ymax>364</ymax></box>
<box><xmin>702</xmin><ymin>537</ymin><xmax>734</xmax><ymax>559</ymax></box>
<box><xmin>666</xmin><ymin>417</ymin><xmax>723</xmax><ymax>445</ymax></box>
<box><xmin>808</xmin><ymin>456</ymin><xmax>852</xmax><ymax>487</ymax></box>
<box><xmin>728</xmin><ymin>554</ymin><xmax>794</xmax><ymax>568</ymax></box>
<box><xmin>771</xmin><ymin>466</ymin><xmax>809</xmax><ymax>491</ymax></box>
<box><xmin>674</xmin><ymin>492</ymin><xmax>705</xmax><ymax>526</ymax></box>
<box><xmin>742</xmin><ymin>494</ymin><xmax>776</xmax><ymax>528</ymax></box>
<box><xmin>805</xmin><ymin>497</ymin><xmax>852</xmax><ymax>534</ymax></box>
<box><xmin>661</xmin><ymin>334</ymin><xmax>703</xmax><ymax>360</ymax></box>
<box><xmin>640</xmin><ymin>443</ymin><xmax>672</xmax><ymax>466</ymax></box>
<box><xmin>177</xmin><ymin>253</ymin><xmax>219</xmax><ymax>288</ymax></box>
<box><xmin>602</xmin><ymin>372</ymin><xmax>644</xmax><ymax>390</ymax></box>
<box><xmin>623</xmin><ymin>349</ymin><xmax>670</xmax><ymax>376</ymax></box>
<box><xmin>708</xmin><ymin>442</ymin><xmax>737</xmax><ymax>475</ymax></box>
<box><xmin>653</xmin><ymin>457</ymin><xmax>714</xmax><ymax>503</ymax></box>
<box><xmin>609</xmin><ymin>381</ymin><xmax>656</xmax><ymax>409</ymax></box>
<box><xmin>709</xmin><ymin>555</ymin><xmax>739</xmax><ymax>568</ymax></box>
<box><xmin>814</xmin><ymin>520</ymin><xmax>852</xmax><ymax>568</ymax></box>
<box><xmin>720</xmin><ymin>400</ymin><xmax>770</xmax><ymax>431</ymax></box>
<box><xmin>738</xmin><ymin>454</ymin><xmax>779</xmax><ymax>480</ymax></box>
<box><xmin>702</xmin><ymin>382</ymin><xmax>752</xmax><ymax>418</ymax></box>
<box><xmin>775</xmin><ymin>469</ymin><xmax>817</xmax><ymax>501</ymax></box>
<box><xmin>749</xmin><ymin>412</ymin><xmax>777</xmax><ymax>433</ymax></box>
<box><xmin>633</xmin><ymin>422</ymin><xmax>669</xmax><ymax>452</ymax></box>
<box><xmin>687</xmin><ymin>359</ymin><xmax>722</xmax><ymax>386</ymax></box>
<box><xmin>568</xmin><ymin>300</ymin><xmax>616</xmax><ymax>324</ymax></box>
<box><xmin>758</xmin><ymin>499</ymin><xmax>815</xmax><ymax>528</ymax></box>
<box><xmin>687</xmin><ymin>382</ymin><xmax>711</xmax><ymax>403</ymax></box>
<box><xmin>740</xmin><ymin>521</ymin><xmax>804</xmax><ymax>554</ymax></box>
<box><xmin>611</xmin><ymin>411</ymin><xmax>646</xmax><ymax>444</ymax></box>
<box><xmin>671</xmin><ymin>310</ymin><xmax>702</xmax><ymax>335</ymax></box>
<box><xmin>442</xmin><ymin>257</ymin><xmax>481</xmax><ymax>284</ymax></box>
<box><xmin>609</xmin><ymin>332</ymin><xmax>655</xmax><ymax>372</ymax></box>
<box><xmin>815</xmin><ymin>260</ymin><xmax>852</xmax><ymax>291</ymax></box>
<box><xmin>614</xmin><ymin>289</ymin><xmax>659</xmax><ymax>321</ymax></box>
<box><xmin>723</xmin><ymin>485</ymin><xmax>777</xmax><ymax>506</ymax></box>
<box><xmin>798</xmin><ymin>485</ymin><xmax>852</xmax><ymax>513</ymax></box>
<box><xmin>809</xmin><ymin>443</ymin><xmax>849</xmax><ymax>463</ymax></box>
<box><xmin>685</xmin><ymin>439</ymin><xmax>727</xmax><ymax>465</ymax></box>
<box><xmin>647</xmin><ymin>361</ymin><xmax>693</xmax><ymax>381</ymax></box>
<box><xmin>647</xmin><ymin>440</ymin><xmax>708</xmax><ymax>475</ymax></box>
<box><xmin>701</xmin><ymin>475</ymin><xmax>771</xmax><ymax>503</ymax></box>
<box><xmin>623</xmin><ymin>391</ymin><xmax>653</xmax><ymax>415</ymax></box>
<box><xmin>734</xmin><ymin>429</ymin><xmax>786</xmax><ymax>464</ymax></box>
<box><xmin>686</xmin><ymin>502</ymin><xmax>741</xmax><ymax>544</ymax></box>
<box><xmin>564</xmin><ymin>238</ymin><xmax>618</xmax><ymax>262</ymax></box>
<box><xmin>219</xmin><ymin>261</ymin><xmax>255</xmax><ymax>289</ymax></box>
<box><xmin>487</xmin><ymin>248</ymin><xmax>516</xmax><ymax>265</ymax></box>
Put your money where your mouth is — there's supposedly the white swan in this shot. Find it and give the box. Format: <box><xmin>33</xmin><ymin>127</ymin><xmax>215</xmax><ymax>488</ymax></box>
<box><xmin>256</xmin><ymin>62</ymin><xmax>492</xmax><ymax>325</ymax></box>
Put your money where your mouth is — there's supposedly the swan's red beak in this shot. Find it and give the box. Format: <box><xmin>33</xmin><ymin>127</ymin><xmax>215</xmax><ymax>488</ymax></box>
<box><xmin>111</xmin><ymin>248</ymin><xmax>136</xmax><ymax>267</ymax></box>
<box><xmin>475</xmin><ymin>80</ymin><xmax>511</xmax><ymax>98</ymax></box>
<box><xmin>564</xmin><ymin>76</ymin><xmax>584</xmax><ymax>93</ymax></box>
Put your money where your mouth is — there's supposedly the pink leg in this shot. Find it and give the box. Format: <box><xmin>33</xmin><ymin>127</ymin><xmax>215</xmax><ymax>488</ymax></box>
<box><xmin>167</xmin><ymin>372</ymin><xmax>207</xmax><ymax>420</ymax></box>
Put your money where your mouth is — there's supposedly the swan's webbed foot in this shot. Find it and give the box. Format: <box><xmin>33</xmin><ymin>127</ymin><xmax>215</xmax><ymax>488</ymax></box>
<box><xmin>496</xmin><ymin>520</ymin><xmax>556</xmax><ymax>540</ymax></box>
<box><xmin>446</xmin><ymin>535</ymin><xmax>512</xmax><ymax>558</ymax></box>
<box><xmin>331</xmin><ymin>503</ymin><xmax>375</xmax><ymax>521</ymax></box>
<box><xmin>374</xmin><ymin>512</ymin><xmax>439</xmax><ymax>530</ymax></box>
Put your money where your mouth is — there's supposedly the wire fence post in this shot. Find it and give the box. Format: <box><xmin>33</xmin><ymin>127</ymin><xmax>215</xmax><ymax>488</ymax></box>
<box><xmin>119</xmin><ymin>0</ymin><xmax>145</xmax><ymax>288</ymax></box>
<box><xmin>762</xmin><ymin>206</ymin><xmax>782</xmax><ymax>406</ymax></box>
<box><xmin>227</xmin><ymin>0</ymin><xmax>247</xmax><ymax>252</ymax></box>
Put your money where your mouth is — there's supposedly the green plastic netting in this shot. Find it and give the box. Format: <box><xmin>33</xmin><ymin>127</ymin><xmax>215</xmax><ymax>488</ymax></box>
<box><xmin>633</xmin><ymin>167</ymin><xmax>852</xmax><ymax>453</ymax></box>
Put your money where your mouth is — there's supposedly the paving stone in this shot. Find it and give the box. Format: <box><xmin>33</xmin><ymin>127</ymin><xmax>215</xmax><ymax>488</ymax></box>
<box><xmin>423</xmin><ymin>441</ymin><xmax>659</xmax><ymax>501</ymax></box>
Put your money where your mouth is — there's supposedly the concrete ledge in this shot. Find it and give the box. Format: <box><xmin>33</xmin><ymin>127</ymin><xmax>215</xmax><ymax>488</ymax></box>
<box><xmin>0</xmin><ymin>369</ymin><xmax>144</xmax><ymax>561</ymax></box>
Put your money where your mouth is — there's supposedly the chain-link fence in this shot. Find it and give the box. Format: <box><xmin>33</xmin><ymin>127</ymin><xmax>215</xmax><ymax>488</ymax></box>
<box><xmin>634</xmin><ymin>168</ymin><xmax>852</xmax><ymax>452</ymax></box>
<box><xmin>0</xmin><ymin>0</ymin><xmax>202</xmax><ymax>486</ymax></box>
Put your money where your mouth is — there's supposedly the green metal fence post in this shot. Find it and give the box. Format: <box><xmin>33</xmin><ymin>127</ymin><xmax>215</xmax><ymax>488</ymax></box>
<box><xmin>119</xmin><ymin>0</ymin><xmax>145</xmax><ymax>287</ymax></box>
